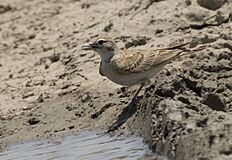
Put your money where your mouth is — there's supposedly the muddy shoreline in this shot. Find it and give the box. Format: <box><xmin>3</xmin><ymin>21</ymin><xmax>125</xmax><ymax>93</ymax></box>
<box><xmin>1</xmin><ymin>0</ymin><xmax>232</xmax><ymax>159</ymax></box>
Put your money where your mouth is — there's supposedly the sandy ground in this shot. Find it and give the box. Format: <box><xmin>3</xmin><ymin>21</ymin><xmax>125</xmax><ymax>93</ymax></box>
<box><xmin>0</xmin><ymin>0</ymin><xmax>232</xmax><ymax>159</ymax></box>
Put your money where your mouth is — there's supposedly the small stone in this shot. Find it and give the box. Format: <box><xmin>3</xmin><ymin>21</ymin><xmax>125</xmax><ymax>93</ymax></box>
<box><xmin>103</xmin><ymin>22</ymin><xmax>113</xmax><ymax>32</ymax></box>
<box><xmin>28</xmin><ymin>117</ymin><xmax>40</xmax><ymax>125</ymax></box>
<box><xmin>81</xmin><ymin>3</ymin><xmax>90</xmax><ymax>9</ymax></box>
<box><xmin>108</xmin><ymin>93</ymin><xmax>114</xmax><ymax>97</ymax></box>
<box><xmin>75</xmin><ymin>112</ymin><xmax>82</xmax><ymax>117</ymax></box>
<box><xmin>66</xmin><ymin>104</ymin><xmax>77</xmax><ymax>111</ymax></box>
<box><xmin>9</xmin><ymin>74</ymin><xmax>13</xmax><ymax>79</ymax></box>
<box><xmin>22</xmin><ymin>92</ymin><xmax>34</xmax><ymax>99</ymax></box>
<box><xmin>155</xmin><ymin>29</ymin><xmax>163</xmax><ymax>34</ymax></box>
<box><xmin>125</xmin><ymin>36</ymin><xmax>148</xmax><ymax>49</ymax></box>
<box><xmin>68</xmin><ymin>125</ymin><xmax>75</xmax><ymax>130</ymax></box>
<box><xmin>81</xmin><ymin>94</ymin><xmax>90</xmax><ymax>103</ymax></box>
<box><xmin>44</xmin><ymin>64</ymin><xmax>49</xmax><ymax>69</ymax></box>
<box><xmin>28</xmin><ymin>34</ymin><xmax>36</xmax><ymax>39</ymax></box>
<box><xmin>197</xmin><ymin>0</ymin><xmax>225</xmax><ymax>10</ymax></box>
<box><xmin>79</xmin><ymin>53</ymin><xmax>87</xmax><ymax>57</ymax></box>
<box><xmin>49</xmin><ymin>53</ymin><xmax>60</xmax><ymax>63</ymax></box>
<box><xmin>37</xmin><ymin>94</ymin><xmax>44</xmax><ymax>103</ymax></box>
<box><xmin>22</xmin><ymin>106</ymin><xmax>32</xmax><ymax>111</ymax></box>
<box><xmin>18</xmin><ymin>68</ymin><xmax>24</xmax><ymax>74</ymax></box>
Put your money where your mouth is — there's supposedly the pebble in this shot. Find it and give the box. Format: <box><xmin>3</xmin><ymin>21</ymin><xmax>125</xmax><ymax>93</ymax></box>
<box><xmin>28</xmin><ymin>117</ymin><xmax>40</xmax><ymax>125</ymax></box>
<box><xmin>197</xmin><ymin>0</ymin><xmax>225</xmax><ymax>10</ymax></box>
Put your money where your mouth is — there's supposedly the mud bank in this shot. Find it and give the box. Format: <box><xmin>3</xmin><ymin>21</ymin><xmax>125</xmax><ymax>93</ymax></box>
<box><xmin>0</xmin><ymin>0</ymin><xmax>232</xmax><ymax>159</ymax></box>
<box><xmin>143</xmin><ymin>44</ymin><xmax>232</xmax><ymax>159</ymax></box>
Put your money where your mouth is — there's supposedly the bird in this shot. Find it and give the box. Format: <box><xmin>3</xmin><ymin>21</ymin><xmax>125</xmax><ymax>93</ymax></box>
<box><xmin>81</xmin><ymin>35</ymin><xmax>199</xmax><ymax>101</ymax></box>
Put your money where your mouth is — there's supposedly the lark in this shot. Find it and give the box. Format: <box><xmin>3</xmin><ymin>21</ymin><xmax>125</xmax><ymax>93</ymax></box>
<box><xmin>82</xmin><ymin>36</ymin><xmax>198</xmax><ymax>100</ymax></box>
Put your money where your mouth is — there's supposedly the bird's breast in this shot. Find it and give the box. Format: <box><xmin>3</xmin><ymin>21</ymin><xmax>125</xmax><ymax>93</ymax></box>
<box><xmin>100</xmin><ymin>62</ymin><xmax>147</xmax><ymax>86</ymax></box>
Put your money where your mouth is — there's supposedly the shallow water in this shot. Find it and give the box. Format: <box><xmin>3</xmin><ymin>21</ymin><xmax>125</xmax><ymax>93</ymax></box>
<box><xmin>0</xmin><ymin>132</ymin><xmax>162</xmax><ymax>160</ymax></box>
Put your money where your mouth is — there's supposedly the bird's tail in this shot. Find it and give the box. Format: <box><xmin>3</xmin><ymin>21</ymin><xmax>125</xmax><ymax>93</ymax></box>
<box><xmin>160</xmin><ymin>42</ymin><xmax>206</xmax><ymax>53</ymax></box>
<box><xmin>163</xmin><ymin>42</ymin><xmax>190</xmax><ymax>50</ymax></box>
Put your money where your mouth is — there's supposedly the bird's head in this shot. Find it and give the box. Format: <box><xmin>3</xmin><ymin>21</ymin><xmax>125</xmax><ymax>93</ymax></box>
<box><xmin>82</xmin><ymin>36</ymin><xmax>118</xmax><ymax>61</ymax></box>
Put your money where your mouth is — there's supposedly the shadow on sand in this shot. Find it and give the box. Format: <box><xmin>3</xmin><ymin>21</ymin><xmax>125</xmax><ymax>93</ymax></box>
<box><xmin>107</xmin><ymin>96</ymin><xmax>142</xmax><ymax>132</ymax></box>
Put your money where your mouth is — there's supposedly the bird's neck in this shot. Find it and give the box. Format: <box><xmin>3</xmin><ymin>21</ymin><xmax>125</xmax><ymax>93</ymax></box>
<box><xmin>100</xmin><ymin>49</ymin><xmax>122</xmax><ymax>63</ymax></box>
<box><xmin>100</xmin><ymin>52</ymin><xmax>114</xmax><ymax>63</ymax></box>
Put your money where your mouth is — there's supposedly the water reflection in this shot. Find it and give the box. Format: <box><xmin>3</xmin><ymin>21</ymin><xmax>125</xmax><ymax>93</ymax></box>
<box><xmin>0</xmin><ymin>132</ymin><xmax>162</xmax><ymax>160</ymax></box>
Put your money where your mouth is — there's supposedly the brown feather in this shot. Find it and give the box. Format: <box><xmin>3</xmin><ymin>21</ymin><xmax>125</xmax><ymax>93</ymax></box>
<box><xmin>111</xmin><ymin>48</ymin><xmax>183</xmax><ymax>74</ymax></box>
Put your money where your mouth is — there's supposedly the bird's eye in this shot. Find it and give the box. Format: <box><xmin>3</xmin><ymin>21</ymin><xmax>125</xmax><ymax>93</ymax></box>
<box><xmin>97</xmin><ymin>40</ymin><xmax>104</xmax><ymax>45</ymax></box>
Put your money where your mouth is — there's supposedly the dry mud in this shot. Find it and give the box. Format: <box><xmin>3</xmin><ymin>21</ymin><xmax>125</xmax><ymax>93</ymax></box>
<box><xmin>0</xmin><ymin>0</ymin><xmax>232</xmax><ymax>159</ymax></box>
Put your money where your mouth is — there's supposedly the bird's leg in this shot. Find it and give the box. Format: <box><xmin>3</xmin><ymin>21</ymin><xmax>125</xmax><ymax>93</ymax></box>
<box><xmin>131</xmin><ymin>82</ymin><xmax>145</xmax><ymax>101</ymax></box>
<box><xmin>107</xmin><ymin>82</ymin><xmax>146</xmax><ymax>132</ymax></box>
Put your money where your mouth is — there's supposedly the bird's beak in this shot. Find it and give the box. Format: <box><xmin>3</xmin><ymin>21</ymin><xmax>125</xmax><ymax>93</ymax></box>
<box><xmin>81</xmin><ymin>42</ymin><xmax>98</xmax><ymax>50</ymax></box>
<box><xmin>81</xmin><ymin>43</ymin><xmax>92</xmax><ymax>50</ymax></box>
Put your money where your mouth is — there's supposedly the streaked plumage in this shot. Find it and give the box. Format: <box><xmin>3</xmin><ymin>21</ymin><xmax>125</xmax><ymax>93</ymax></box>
<box><xmin>81</xmin><ymin>35</ymin><xmax>194</xmax><ymax>99</ymax></box>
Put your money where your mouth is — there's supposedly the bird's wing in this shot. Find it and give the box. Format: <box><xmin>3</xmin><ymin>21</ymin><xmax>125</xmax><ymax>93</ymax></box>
<box><xmin>111</xmin><ymin>48</ymin><xmax>183</xmax><ymax>74</ymax></box>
